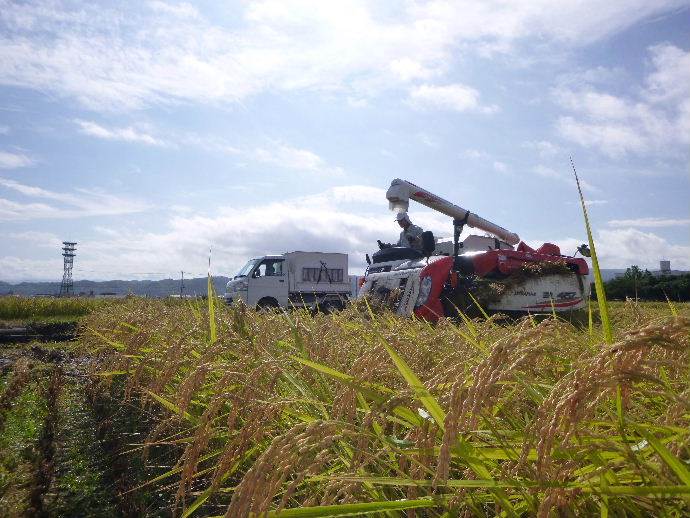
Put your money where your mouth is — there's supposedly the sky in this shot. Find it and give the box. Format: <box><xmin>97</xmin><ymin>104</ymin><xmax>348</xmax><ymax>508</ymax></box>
<box><xmin>0</xmin><ymin>0</ymin><xmax>689</xmax><ymax>282</ymax></box>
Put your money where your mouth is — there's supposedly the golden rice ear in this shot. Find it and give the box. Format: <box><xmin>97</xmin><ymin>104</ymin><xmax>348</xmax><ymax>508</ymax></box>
<box><xmin>69</xmin><ymin>292</ymin><xmax>690</xmax><ymax>517</ymax></box>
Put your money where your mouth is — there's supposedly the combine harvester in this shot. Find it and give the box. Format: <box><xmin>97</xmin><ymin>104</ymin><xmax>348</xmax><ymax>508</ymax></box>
<box><xmin>358</xmin><ymin>179</ymin><xmax>590</xmax><ymax>321</ymax></box>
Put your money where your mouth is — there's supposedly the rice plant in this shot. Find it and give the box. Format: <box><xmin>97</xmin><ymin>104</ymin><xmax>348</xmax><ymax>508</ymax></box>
<box><xmin>81</xmin><ymin>297</ymin><xmax>690</xmax><ymax>517</ymax></box>
<box><xmin>0</xmin><ymin>296</ymin><xmax>112</xmax><ymax>321</ymax></box>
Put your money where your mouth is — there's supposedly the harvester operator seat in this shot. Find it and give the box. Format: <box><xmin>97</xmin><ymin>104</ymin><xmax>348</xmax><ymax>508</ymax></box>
<box><xmin>371</xmin><ymin>246</ymin><xmax>424</xmax><ymax>264</ymax></box>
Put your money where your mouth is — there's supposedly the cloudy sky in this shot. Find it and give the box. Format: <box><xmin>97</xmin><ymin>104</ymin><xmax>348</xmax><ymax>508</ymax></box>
<box><xmin>1</xmin><ymin>0</ymin><xmax>689</xmax><ymax>282</ymax></box>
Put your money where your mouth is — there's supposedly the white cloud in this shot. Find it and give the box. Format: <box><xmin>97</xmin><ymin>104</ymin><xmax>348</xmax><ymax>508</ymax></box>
<box><xmin>389</xmin><ymin>58</ymin><xmax>437</xmax><ymax>82</ymax></box>
<box><xmin>533</xmin><ymin>165</ymin><xmax>561</xmax><ymax>179</ymax></box>
<box><xmin>1</xmin><ymin>184</ymin><xmax>454</xmax><ymax>280</ymax></box>
<box><xmin>533</xmin><ymin>164</ymin><xmax>598</xmax><ymax>192</ymax></box>
<box><xmin>595</xmin><ymin>227</ymin><xmax>690</xmax><ymax>269</ymax></box>
<box><xmin>417</xmin><ymin>132</ymin><xmax>439</xmax><ymax>148</ymax></box>
<box><xmin>556</xmin><ymin>66</ymin><xmax>627</xmax><ymax>88</ymax></box>
<box><xmin>644</xmin><ymin>44</ymin><xmax>690</xmax><ymax>103</ymax></box>
<box><xmin>608</xmin><ymin>217</ymin><xmax>690</xmax><ymax>228</ymax></box>
<box><xmin>493</xmin><ymin>161</ymin><xmax>508</xmax><ymax>173</ymax></box>
<box><xmin>461</xmin><ymin>148</ymin><xmax>488</xmax><ymax>160</ymax></box>
<box><xmin>540</xmin><ymin>228</ymin><xmax>690</xmax><ymax>270</ymax></box>
<box><xmin>7</xmin><ymin>230</ymin><xmax>62</xmax><ymax>247</ymax></box>
<box><xmin>75</xmin><ymin>119</ymin><xmax>167</xmax><ymax>146</ymax></box>
<box><xmin>554</xmin><ymin>44</ymin><xmax>690</xmax><ymax>158</ymax></box>
<box><xmin>0</xmin><ymin>150</ymin><xmax>34</xmax><ymax>169</ymax></box>
<box><xmin>522</xmin><ymin>140</ymin><xmax>561</xmax><ymax>159</ymax></box>
<box><xmin>1</xmin><ymin>1</ymin><xmax>683</xmax><ymax>111</ymax></box>
<box><xmin>408</xmin><ymin>83</ymin><xmax>498</xmax><ymax>113</ymax></box>
<box><xmin>347</xmin><ymin>97</ymin><xmax>368</xmax><ymax>108</ymax></box>
<box><xmin>554</xmin><ymin>89</ymin><xmax>629</xmax><ymax>120</ymax></box>
<box><xmin>148</xmin><ymin>1</ymin><xmax>200</xmax><ymax>19</ymax></box>
<box><xmin>252</xmin><ymin>142</ymin><xmax>344</xmax><ymax>176</ymax></box>
<box><xmin>556</xmin><ymin>116</ymin><xmax>648</xmax><ymax>157</ymax></box>
<box><xmin>0</xmin><ymin>256</ymin><xmax>63</xmax><ymax>283</ymax></box>
<box><xmin>3</xmin><ymin>184</ymin><xmax>686</xmax><ymax>280</ymax></box>
<box><xmin>0</xmin><ymin>178</ymin><xmax>148</xmax><ymax>220</ymax></box>
<box><xmin>74</xmin><ymin>120</ymin><xmax>343</xmax><ymax>176</ymax></box>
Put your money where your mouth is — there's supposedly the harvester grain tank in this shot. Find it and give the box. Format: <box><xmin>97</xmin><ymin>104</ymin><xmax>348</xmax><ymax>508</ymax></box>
<box><xmin>358</xmin><ymin>179</ymin><xmax>590</xmax><ymax>321</ymax></box>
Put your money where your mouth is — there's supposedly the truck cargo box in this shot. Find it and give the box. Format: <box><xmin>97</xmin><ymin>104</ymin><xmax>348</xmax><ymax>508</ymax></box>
<box><xmin>285</xmin><ymin>252</ymin><xmax>351</xmax><ymax>294</ymax></box>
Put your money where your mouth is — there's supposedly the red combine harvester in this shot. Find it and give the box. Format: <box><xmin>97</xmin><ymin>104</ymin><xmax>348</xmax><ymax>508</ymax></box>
<box><xmin>358</xmin><ymin>179</ymin><xmax>590</xmax><ymax>321</ymax></box>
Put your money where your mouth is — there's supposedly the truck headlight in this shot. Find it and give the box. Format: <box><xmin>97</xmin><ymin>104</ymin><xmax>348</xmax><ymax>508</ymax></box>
<box><xmin>415</xmin><ymin>276</ymin><xmax>433</xmax><ymax>308</ymax></box>
<box><xmin>237</xmin><ymin>280</ymin><xmax>248</xmax><ymax>291</ymax></box>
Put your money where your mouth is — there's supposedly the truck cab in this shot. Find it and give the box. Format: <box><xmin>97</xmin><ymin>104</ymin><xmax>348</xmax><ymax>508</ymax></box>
<box><xmin>225</xmin><ymin>255</ymin><xmax>288</xmax><ymax>309</ymax></box>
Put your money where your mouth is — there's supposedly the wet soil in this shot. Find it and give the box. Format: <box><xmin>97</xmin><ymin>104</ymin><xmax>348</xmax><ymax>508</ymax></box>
<box><xmin>0</xmin><ymin>322</ymin><xmax>77</xmax><ymax>344</ymax></box>
<box><xmin>0</xmin><ymin>340</ymin><xmax>166</xmax><ymax>517</ymax></box>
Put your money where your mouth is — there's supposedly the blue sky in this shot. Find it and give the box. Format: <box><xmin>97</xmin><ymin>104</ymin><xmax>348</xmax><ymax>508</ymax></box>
<box><xmin>0</xmin><ymin>0</ymin><xmax>688</xmax><ymax>281</ymax></box>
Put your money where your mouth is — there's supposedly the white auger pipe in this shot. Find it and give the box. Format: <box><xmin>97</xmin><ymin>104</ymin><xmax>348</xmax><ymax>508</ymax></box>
<box><xmin>385</xmin><ymin>178</ymin><xmax>521</xmax><ymax>246</ymax></box>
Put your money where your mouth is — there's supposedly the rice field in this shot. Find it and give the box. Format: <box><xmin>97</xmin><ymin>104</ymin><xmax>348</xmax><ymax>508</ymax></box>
<box><xmin>63</xmin><ymin>297</ymin><xmax>688</xmax><ymax>517</ymax></box>
<box><xmin>0</xmin><ymin>295</ymin><xmax>113</xmax><ymax>322</ymax></box>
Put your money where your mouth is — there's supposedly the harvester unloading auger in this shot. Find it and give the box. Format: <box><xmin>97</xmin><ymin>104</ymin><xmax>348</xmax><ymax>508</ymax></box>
<box><xmin>358</xmin><ymin>179</ymin><xmax>590</xmax><ymax>321</ymax></box>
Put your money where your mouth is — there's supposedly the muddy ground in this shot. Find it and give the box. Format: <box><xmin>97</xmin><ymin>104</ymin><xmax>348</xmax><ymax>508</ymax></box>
<box><xmin>0</xmin><ymin>334</ymin><xmax>176</xmax><ymax>517</ymax></box>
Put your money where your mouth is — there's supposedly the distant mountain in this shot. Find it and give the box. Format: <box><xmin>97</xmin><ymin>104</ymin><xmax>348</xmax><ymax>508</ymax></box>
<box><xmin>2</xmin><ymin>270</ymin><xmax>628</xmax><ymax>297</ymax></box>
<box><xmin>592</xmin><ymin>269</ymin><xmax>627</xmax><ymax>282</ymax></box>
<box><xmin>0</xmin><ymin>277</ymin><xmax>231</xmax><ymax>297</ymax></box>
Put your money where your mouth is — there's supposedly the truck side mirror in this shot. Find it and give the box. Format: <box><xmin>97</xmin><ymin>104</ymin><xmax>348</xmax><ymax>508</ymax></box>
<box><xmin>421</xmin><ymin>231</ymin><xmax>435</xmax><ymax>258</ymax></box>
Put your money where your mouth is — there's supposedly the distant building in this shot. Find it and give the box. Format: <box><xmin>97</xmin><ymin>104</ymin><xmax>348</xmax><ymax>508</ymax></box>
<box><xmin>650</xmin><ymin>260</ymin><xmax>689</xmax><ymax>277</ymax></box>
<box><xmin>612</xmin><ymin>261</ymin><xmax>689</xmax><ymax>279</ymax></box>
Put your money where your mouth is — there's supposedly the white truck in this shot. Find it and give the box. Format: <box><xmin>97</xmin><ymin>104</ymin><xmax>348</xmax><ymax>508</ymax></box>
<box><xmin>225</xmin><ymin>252</ymin><xmax>352</xmax><ymax>311</ymax></box>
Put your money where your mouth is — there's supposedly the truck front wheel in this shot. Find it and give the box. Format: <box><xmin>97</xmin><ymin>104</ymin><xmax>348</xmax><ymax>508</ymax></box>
<box><xmin>256</xmin><ymin>297</ymin><xmax>280</xmax><ymax>311</ymax></box>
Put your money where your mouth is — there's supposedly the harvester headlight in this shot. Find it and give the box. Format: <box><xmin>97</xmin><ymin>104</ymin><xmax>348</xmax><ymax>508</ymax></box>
<box><xmin>415</xmin><ymin>276</ymin><xmax>433</xmax><ymax>308</ymax></box>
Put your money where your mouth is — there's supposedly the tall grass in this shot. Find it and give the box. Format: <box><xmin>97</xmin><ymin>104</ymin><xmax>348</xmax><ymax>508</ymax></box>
<box><xmin>81</xmin><ymin>300</ymin><xmax>690</xmax><ymax>517</ymax></box>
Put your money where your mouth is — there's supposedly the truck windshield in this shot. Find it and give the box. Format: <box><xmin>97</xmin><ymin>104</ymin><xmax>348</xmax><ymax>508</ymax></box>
<box><xmin>235</xmin><ymin>259</ymin><xmax>260</xmax><ymax>278</ymax></box>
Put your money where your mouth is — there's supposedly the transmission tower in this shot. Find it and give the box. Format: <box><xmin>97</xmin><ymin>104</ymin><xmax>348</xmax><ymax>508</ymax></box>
<box><xmin>59</xmin><ymin>242</ymin><xmax>77</xmax><ymax>297</ymax></box>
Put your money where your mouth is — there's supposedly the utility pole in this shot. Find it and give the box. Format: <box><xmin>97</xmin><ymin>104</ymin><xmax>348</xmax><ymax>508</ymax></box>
<box><xmin>180</xmin><ymin>270</ymin><xmax>185</xmax><ymax>298</ymax></box>
<box><xmin>59</xmin><ymin>242</ymin><xmax>77</xmax><ymax>297</ymax></box>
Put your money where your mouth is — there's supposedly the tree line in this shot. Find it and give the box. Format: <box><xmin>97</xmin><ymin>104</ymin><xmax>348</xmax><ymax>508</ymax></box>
<box><xmin>596</xmin><ymin>266</ymin><xmax>690</xmax><ymax>301</ymax></box>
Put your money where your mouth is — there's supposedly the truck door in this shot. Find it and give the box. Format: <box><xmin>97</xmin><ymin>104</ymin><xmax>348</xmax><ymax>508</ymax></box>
<box><xmin>248</xmin><ymin>259</ymin><xmax>289</xmax><ymax>308</ymax></box>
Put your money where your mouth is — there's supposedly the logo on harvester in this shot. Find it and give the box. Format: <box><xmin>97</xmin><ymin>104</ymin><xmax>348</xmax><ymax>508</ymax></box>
<box><xmin>512</xmin><ymin>289</ymin><xmax>536</xmax><ymax>297</ymax></box>
<box><xmin>542</xmin><ymin>291</ymin><xmax>577</xmax><ymax>301</ymax></box>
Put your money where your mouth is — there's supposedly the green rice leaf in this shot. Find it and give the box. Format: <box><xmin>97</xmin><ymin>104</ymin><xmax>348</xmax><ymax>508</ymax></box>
<box><xmin>95</xmin><ymin>370</ymin><xmax>132</xmax><ymax>376</ymax></box>
<box><xmin>635</xmin><ymin>426</ymin><xmax>690</xmax><ymax>486</ymax></box>
<box><xmin>571</xmin><ymin>157</ymin><xmax>612</xmax><ymax>344</ymax></box>
<box><xmin>146</xmin><ymin>390</ymin><xmax>199</xmax><ymax>425</ymax></box>
<box><xmin>467</xmin><ymin>292</ymin><xmax>490</xmax><ymax>320</ymax></box>
<box><xmin>379</xmin><ymin>339</ymin><xmax>446</xmax><ymax>430</ymax></box>
<box><xmin>207</xmin><ymin>273</ymin><xmax>217</xmax><ymax>344</ymax></box>
<box><xmin>665</xmin><ymin>294</ymin><xmax>679</xmax><ymax>317</ymax></box>
<box><xmin>256</xmin><ymin>497</ymin><xmax>449</xmax><ymax>517</ymax></box>
<box><xmin>86</xmin><ymin>327</ymin><xmax>126</xmax><ymax>351</ymax></box>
